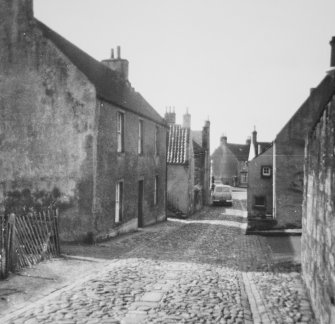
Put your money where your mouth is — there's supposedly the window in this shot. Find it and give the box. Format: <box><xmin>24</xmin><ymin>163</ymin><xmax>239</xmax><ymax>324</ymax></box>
<box><xmin>261</xmin><ymin>166</ymin><xmax>272</xmax><ymax>178</ymax></box>
<box><xmin>254</xmin><ymin>196</ymin><xmax>266</xmax><ymax>208</ymax></box>
<box><xmin>155</xmin><ymin>126</ymin><xmax>159</xmax><ymax>156</ymax></box>
<box><xmin>117</xmin><ymin>112</ymin><xmax>124</xmax><ymax>152</ymax></box>
<box><xmin>154</xmin><ymin>176</ymin><xmax>158</xmax><ymax>205</ymax></box>
<box><xmin>138</xmin><ymin>119</ymin><xmax>144</xmax><ymax>154</ymax></box>
<box><xmin>115</xmin><ymin>181</ymin><xmax>123</xmax><ymax>223</ymax></box>
<box><xmin>241</xmin><ymin>172</ymin><xmax>248</xmax><ymax>183</ymax></box>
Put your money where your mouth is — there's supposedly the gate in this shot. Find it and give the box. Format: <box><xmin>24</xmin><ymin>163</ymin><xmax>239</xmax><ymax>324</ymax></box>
<box><xmin>0</xmin><ymin>207</ymin><xmax>60</xmax><ymax>279</ymax></box>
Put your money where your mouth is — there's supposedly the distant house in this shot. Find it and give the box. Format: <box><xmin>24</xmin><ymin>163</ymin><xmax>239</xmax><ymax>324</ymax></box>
<box><xmin>166</xmin><ymin>110</ymin><xmax>210</xmax><ymax>216</ymax></box>
<box><xmin>0</xmin><ymin>0</ymin><xmax>167</xmax><ymax>241</ymax></box>
<box><xmin>247</xmin><ymin>38</ymin><xmax>335</xmax><ymax>230</ymax></box>
<box><xmin>247</xmin><ymin>145</ymin><xmax>274</xmax><ymax>227</ymax></box>
<box><xmin>211</xmin><ymin>129</ymin><xmax>269</xmax><ymax>187</ymax></box>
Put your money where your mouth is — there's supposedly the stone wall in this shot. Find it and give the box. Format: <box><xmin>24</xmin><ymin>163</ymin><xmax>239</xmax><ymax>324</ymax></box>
<box><xmin>193</xmin><ymin>150</ymin><xmax>204</xmax><ymax>211</ymax></box>
<box><xmin>274</xmin><ymin>141</ymin><xmax>304</xmax><ymax>228</ymax></box>
<box><xmin>0</xmin><ymin>10</ymin><xmax>96</xmax><ymax>241</ymax></box>
<box><xmin>275</xmin><ymin>74</ymin><xmax>335</xmax><ymax>228</ymax></box>
<box><xmin>302</xmin><ymin>95</ymin><xmax>335</xmax><ymax>324</ymax></box>
<box><xmin>167</xmin><ymin>165</ymin><xmax>190</xmax><ymax>215</ymax></box>
<box><xmin>95</xmin><ymin>99</ymin><xmax>167</xmax><ymax>237</ymax></box>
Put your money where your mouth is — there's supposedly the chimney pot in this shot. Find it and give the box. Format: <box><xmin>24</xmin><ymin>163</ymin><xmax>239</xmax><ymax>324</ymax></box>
<box><xmin>111</xmin><ymin>48</ymin><xmax>114</xmax><ymax>59</ymax></box>
<box><xmin>182</xmin><ymin>110</ymin><xmax>191</xmax><ymax>129</ymax></box>
<box><xmin>330</xmin><ymin>36</ymin><xmax>335</xmax><ymax>67</ymax></box>
<box><xmin>117</xmin><ymin>46</ymin><xmax>121</xmax><ymax>59</ymax></box>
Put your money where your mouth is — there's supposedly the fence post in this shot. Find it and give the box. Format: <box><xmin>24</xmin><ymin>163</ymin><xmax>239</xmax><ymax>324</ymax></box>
<box><xmin>54</xmin><ymin>209</ymin><xmax>60</xmax><ymax>255</ymax></box>
<box><xmin>0</xmin><ymin>215</ymin><xmax>5</xmax><ymax>279</ymax></box>
<box><xmin>7</xmin><ymin>213</ymin><xmax>17</xmax><ymax>273</ymax></box>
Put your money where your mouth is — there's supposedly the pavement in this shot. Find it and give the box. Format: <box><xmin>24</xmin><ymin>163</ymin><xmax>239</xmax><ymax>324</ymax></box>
<box><xmin>0</xmin><ymin>191</ymin><xmax>315</xmax><ymax>324</ymax></box>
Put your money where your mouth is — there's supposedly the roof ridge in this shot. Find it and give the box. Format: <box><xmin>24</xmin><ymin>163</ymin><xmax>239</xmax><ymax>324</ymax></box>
<box><xmin>35</xmin><ymin>19</ymin><xmax>165</xmax><ymax>126</ymax></box>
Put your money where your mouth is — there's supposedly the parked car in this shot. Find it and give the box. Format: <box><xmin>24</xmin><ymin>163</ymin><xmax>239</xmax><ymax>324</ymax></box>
<box><xmin>211</xmin><ymin>184</ymin><xmax>233</xmax><ymax>206</ymax></box>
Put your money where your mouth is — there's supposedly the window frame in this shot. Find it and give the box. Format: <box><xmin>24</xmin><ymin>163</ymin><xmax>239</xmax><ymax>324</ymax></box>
<box><xmin>117</xmin><ymin>111</ymin><xmax>125</xmax><ymax>153</ymax></box>
<box><xmin>261</xmin><ymin>165</ymin><xmax>272</xmax><ymax>178</ymax></box>
<box><xmin>254</xmin><ymin>195</ymin><xmax>266</xmax><ymax>208</ymax></box>
<box><xmin>115</xmin><ymin>180</ymin><xmax>124</xmax><ymax>223</ymax></box>
<box><xmin>138</xmin><ymin>119</ymin><xmax>144</xmax><ymax>155</ymax></box>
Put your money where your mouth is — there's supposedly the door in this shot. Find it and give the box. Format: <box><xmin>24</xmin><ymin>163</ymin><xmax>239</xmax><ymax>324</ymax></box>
<box><xmin>138</xmin><ymin>180</ymin><xmax>144</xmax><ymax>227</ymax></box>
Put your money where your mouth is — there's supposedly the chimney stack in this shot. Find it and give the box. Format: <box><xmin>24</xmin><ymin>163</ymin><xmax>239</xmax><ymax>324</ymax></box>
<box><xmin>220</xmin><ymin>135</ymin><xmax>227</xmax><ymax>145</ymax></box>
<box><xmin>252</xmin><ymin>126</ymin><xmax>258</xmax><ymax>155</ymax></box>
<box><xmin>182</xmin><ymin>109</ymin><xmax>191</xmax><ymax>129</ymax></box>
<box><xmin>330</xmin><ymin>37</ymin><xmax>335</xmax><ymax>68</ymax></box>
<box><xmin>0</xmin><ymin>0</ymin><xmax>34</xmax><ymax>67</ymax></box>
<box><xmin>246</xmin><ymin>136</ymin><xmax>251</xmax><ymax>145</ymax></box>
<box><xmin>252</xmin><ymin>126</ymin><xmax>257</xmax><ymax>145</ymax></box>
<box><xmin>164</xmin><ymin>107</ymin><xmax>176</xmax><ymax>126</ymax></box>
<box><xmin>101</xmin><ymin>46</ymin><xmax>129</xmax><ymax>80</ymax></box>
<box><xmin>202</xmin><ymin>119</ymin><xmax>210</xmax><ymax>151</ymax></box>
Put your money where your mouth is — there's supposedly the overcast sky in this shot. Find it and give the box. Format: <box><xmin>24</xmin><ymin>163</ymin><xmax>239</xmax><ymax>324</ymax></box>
<box><xmin>35</xmin><ymin>0</ymin><xmax>335</xmax><ymax>151</ymax></box>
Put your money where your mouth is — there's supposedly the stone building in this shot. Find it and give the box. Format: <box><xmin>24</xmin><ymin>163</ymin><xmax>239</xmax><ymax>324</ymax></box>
<box><xmin>166</xmin><ymin>110</ymin><xmax>210</xmax><ymax>216</ymax></box>
<box><xmin>247</xmin><ymin>145</ymin><xmax>274</xmax><ymax>229</ymax></box>
<box><xmin>0</xmin><ymin>0</ymin><xmax>167</xmax><ymax>241</ymax></box>
<box><xmin>247</xmin><ymin>38</ymin><xmax>335</xmax><ymax>230</ymax></box>
<box><xmin>211</xmin><ymin>129</ymin><xmax>269</xmax><ymax>187</ymax></box>
<box><xmin>211</xmin><ymin>136</ymin><xmax>250</xmax><ymax>187</ymax></box>
<box><xmin>302</xmin><ymin>37</ymin><xmax>335</xmax><ymax>324</ymax></box>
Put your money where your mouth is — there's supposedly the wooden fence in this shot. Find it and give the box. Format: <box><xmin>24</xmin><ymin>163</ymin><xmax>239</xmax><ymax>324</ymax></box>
<box><xmin>0</xmin><ymin>208</ymin><xmax>60</xmax><ymax>279</ymax></box>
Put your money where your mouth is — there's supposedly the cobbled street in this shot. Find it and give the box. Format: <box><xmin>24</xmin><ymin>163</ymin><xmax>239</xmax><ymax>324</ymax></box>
<box><xmin>1</xmin><ymin>191</ymin><xmax>315</xmax><ymax>324</ymax></box>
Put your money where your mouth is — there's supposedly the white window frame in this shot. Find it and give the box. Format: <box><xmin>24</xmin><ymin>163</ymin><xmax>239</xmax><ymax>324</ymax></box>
<box><xmin>115</xmin><ymin>181</ymin><xmax>123</xmax><ymax>223</ymax></box>
<box><xmin>117</xmin><ymin>112</ymin><xmax>124</xmax><ymax>153</ymax></box>
<box><xmin>262</xmin><ymin>166</ymin><xmax>271</xmax><ymax>177</ymax></box>
<box><xmin>138</xmin><ymin>119</ymin><xmax>144</xmax><ymax>155</ymax></box>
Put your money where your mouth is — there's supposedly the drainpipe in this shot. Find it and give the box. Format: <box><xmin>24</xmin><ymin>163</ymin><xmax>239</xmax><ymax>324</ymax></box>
<box><xmin>272</xmin><ymin>140</ymin><xmax>276</xmax><ymax>219</ymax></box>
<box><xmin>165</xmin><ymin>128</ymin><xmax>168</xmax><ymax>221</ymax></box>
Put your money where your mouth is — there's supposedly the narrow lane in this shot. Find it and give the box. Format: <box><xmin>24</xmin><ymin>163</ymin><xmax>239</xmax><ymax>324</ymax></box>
<box><xmin>3</xmin><ymin>203</ymin><xmax>315</xmax><ymax>324</ymax></box>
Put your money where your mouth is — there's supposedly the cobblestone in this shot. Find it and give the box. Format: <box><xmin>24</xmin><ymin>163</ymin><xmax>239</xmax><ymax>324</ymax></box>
<box><xmin>1</xmin><ymin>203</ymin><xmax>316</xmax><ymax>324</ymax></box>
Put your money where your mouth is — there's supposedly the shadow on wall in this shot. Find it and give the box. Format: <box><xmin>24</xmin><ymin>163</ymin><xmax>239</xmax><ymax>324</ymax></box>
<box><xmin>3</xmin><ymin>187</ymin><xmax>73</xmax><ymax>215</ymax></box>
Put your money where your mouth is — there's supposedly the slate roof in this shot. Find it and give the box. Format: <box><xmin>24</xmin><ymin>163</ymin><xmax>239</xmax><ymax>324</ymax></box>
<box><xmin>35</xmin><ymin>20</ymin><xmax>165</xmax><ymax>126</ymax></box>
<box><xmin>167</xmin><ymin>125</ymin><xmax>190</xmax><ymax>164</ymax></box>
<box><xmin>257</xmin><ymin>142</ymin><xmax>272</xmax><ymax>154</ymax></box>
<box><xmin>193</xmin><ymin>140</ymin><xmax>205</xmax><ymax>155</ymax></box>
<box><xmin>253</xmin><ymin>142</ymin><xmax>273</xmax><ymax>159</ymax></box>
<box><xmin>227</xmin><ymin>144</ymin><xmax>250</xmax><ymax>162</ymax></box>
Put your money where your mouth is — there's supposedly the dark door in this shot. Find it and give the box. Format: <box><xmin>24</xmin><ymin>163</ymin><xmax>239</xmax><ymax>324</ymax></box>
<box><xmin>138</xmin><ymin>180</ymin><xmax>144</xmax><ymax>227</ymax></box>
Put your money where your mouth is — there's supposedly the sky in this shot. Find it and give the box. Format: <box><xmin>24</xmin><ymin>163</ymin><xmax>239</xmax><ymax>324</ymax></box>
<box><xmin>34</xmin><ymin>0</ymin><xmax>335</xmax><ymax>152</ymax></box>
